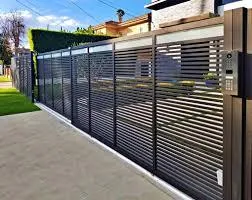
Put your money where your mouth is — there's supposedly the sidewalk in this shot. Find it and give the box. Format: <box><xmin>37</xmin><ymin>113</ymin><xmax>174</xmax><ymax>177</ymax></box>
<box><xmin>0</xmin><ymin>82</ymin><xmax>12</xmax><ymax>88</ymax></box>
<box><xmin>0</xmin><ymin>110</ymin><xmax>175</xmax><ymax>200</ymax></box>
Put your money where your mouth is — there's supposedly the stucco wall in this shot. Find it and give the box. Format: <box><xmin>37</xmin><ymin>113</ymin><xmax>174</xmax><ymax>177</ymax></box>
<box><xmin>151</xmin><ymin>0</ymin><xmax>215</xmax><ymax>29</ymax></box>
<box><xmin>94</xmin><ymin>28</ymin><xmax>107</xmax><ymax>35</ymax></box>
<box><xmin>94</xmin><ymin>22</ymin><xmax>150</xmax><ymax>37</ymax></box>
<box><xmin>106</xmin><ymin>27</ymin><xmax>120</xmax><ymax>36</ymax></box>
<box><xmin>120</xmin><ymin>22</ymin><xmax>150</xmax><ymax>36</ymax></box>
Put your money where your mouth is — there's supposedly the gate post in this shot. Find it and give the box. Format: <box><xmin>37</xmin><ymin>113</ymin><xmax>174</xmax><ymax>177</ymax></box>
<box><xmin>51</xmin><ymin>53</ymin><xmax>54</xmax><ymax>108</ymax></box>
<box><xmin>112</xmin><ymin>42</ymin><xmax>117</xmax><ymax>147</ymax></box>
<box><xmin>36</xmin><ymin>53</ymin><xmax>40</xmax><ymax>102</ymax></box>
<box><xmin>244</xmin><ymin>8</ymin><xmax>252</xmax><ymax>200</ymax></box>
<box><xmin>223</xmin><ymin>7</ymin><xmax>252</xmax><ymax>200</ymax></box>
<box><xmin>70</xmin><ymin>48</ymin><xmax>74</xmax><ymax>123</ymax></box>
<box><xmin>31</xmin><ymin>51</ymin><xmax>35</xmax><ymax>103</ymax></box>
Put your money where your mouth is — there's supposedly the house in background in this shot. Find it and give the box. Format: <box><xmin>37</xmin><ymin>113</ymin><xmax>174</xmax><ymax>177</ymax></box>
<box><xmin>93</xmin><ymin>13</ymin><xmax>151</xmax><ymax>37</ymax></box>
<box><xmin>145</xmin><ymin>0</ymin><xmax>249</xmax><ymax>29</ymax></box>
<box><xmin>93</xmin><ymin>0</ymin><xmax>250</xmax><ymax>37</ymax></box>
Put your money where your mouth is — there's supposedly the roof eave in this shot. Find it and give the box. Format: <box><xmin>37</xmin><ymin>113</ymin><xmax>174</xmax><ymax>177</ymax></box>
<box><xmin>145</xmin><ymin>0</ymin><xmax>190</xmax><ymax>10</ymax></box>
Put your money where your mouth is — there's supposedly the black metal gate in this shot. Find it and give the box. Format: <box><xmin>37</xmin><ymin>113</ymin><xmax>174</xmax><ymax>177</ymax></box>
<box><xmin>37</xmin><ymin>52</ymin><xmax>72</xmax><ymax>119</ymax></box>
<box><xmin>37</xmin><ymin>24</ymin><xmax>224</xmax><ymax>200</ymax></box>
<box><xmin>155</xmin><ymin>37</ymin><xmax>223</xmax><ymax>200</ymax></box>
<box><xmin>12</xmin><ymin>53</ymin><xmax>34</xmax><ymax>102</ymax></box>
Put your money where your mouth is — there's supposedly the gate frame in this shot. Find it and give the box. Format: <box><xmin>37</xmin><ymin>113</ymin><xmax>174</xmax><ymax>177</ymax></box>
<box><xmin>36</xmin><ymin>16</ymin><xmax>225</xmax><ymax>200</ymax></box>
<box><xmin>223</xmin><ymin>7</ymin><xmax>252</xmax><ymax>200</ymax></box>
<box><xmin>35</xmin><ymin>10</ymin><xmax>252</xmax><ymax>200</ymax></box>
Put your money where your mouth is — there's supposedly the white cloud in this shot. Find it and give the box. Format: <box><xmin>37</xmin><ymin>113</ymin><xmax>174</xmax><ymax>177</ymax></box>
<box><xmin>20</xmin><ymin>10</ymin><xmax>33</xmax><ymax>19</ymax></box>
<box><xmin>0</xmin><ymin>10</ymin><xmax>32</xmax><ymax>20</ymax></box>
<box><xmin>0</xmin><ymin>10</ymin><xmax>82</xmax><ymax>29</ymax></box>
<box><xmin>36</xmin><ymin>15</ymin><xmax>81</xmax><ymax>27</ymax></box>
<box><xmin>0</xmin><ymin>9</ymin><xmax>85</xmax><ymax>49</ymax></box>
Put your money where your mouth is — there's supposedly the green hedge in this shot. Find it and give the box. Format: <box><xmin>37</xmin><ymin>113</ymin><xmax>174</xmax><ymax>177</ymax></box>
<box><xmin>28</xmin><ymin>29</ymin><xmax>113</xmax><ymax>53</ymax></box>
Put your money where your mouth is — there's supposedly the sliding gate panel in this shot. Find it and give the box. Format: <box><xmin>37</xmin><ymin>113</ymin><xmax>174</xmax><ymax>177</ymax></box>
<box><xmin>15</xmin><ymin>54</ymin><xmax>33</xmax><ymax>101</ymax></box>
<box><xmin>90</xmin><ymin>47</ymin><xmax>114</xmax><ymax>144</ymax></box>
<box><xmin>37</xmin><ymin>56</ymin><xmax>45</xmax><ymax>103</ymax></box>
<box><xmin>13</xmin><ymin>58</ymin><xmax>20</xmax><ymax>90</ymax></box>
<box><xmin>26</xmin><ymin>55</ymin><xmax>33</xmax><ymax>101</ymax></box>
<box><xmin>115</xmin><ymin>38</ymin><xmax>154</xmax><ymax>169</ymax></box>
<box><xmin>62</xmin><ymin>51</ymin><xmax>72</xmax><ymax>120</ymax></box>
<box><xmin>36</xmin><ymin>26</ymin><xmax>225</xmax><ymax>200</ymax></box>
<box><xmin>52</xmin><ymin>54</ymin><xmax>63</xmax><ymax>114</ymax></box>
<box><xmin>23</xmin><ymin>57</ymin><xmax>28</xmax><ymax>96</ymax></box>
<box><xmin>72</xmin><ymin>51</ymin><xmax>89</xmax><ymax>132</ymax></box>
<box><xmin>43</xmin><ymin>56</ymin><xmax>53</xmax><ymax>108</ymax></box>
<box><xmin>155</xmin><ymin>36</ymin><xmax>224</xmax><ymax>200</ymax></box>
<box><xmin>19</xmin><ymin>57</ymin><xmax>24</xmax><ymax>93</ymax></box>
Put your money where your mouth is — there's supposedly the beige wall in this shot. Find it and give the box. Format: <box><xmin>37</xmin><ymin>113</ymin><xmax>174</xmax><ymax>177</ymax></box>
<box><xmin>151</xmin><ymin>0</ymin><xmax>215</xmax><ymax>29</ymax></box>
<box><xmin>94</xmin><ymin>28</ymin><xmax>107</xmax><ymax>35</ymax></box>
<box><xmin>94</xmin><ymin>27</ymin><xmax>119</xmax><ymax>36</ymax></box>
<box><xmin>106</xmin><ymin>27</ymin><xmax>119</xmax><ymax>36</ymax></box>
<box><xmin>120</xmin><ymin>22</ymin><xmax>149</xmax><ymax>36</ymax></box>
<box><xmin>94</xmin><ymin>22</ymin><xmax>150</xmax><ymax>37</ymax></box>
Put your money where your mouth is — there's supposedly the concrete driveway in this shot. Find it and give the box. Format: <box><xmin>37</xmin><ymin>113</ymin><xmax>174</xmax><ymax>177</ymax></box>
<box><xmin>0</xmin><ymin>110</ymin><xmax>175</xmax><ymax>200</ymax></box>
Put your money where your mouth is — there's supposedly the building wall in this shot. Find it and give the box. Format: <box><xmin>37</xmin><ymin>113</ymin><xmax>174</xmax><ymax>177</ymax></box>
<box><xmin>120</xmin><ymin>22</ymin><xmax>150</xmax><ymax>36</ymax></box>
<box><xmin>151</xmin><ymin>0</ymin><xmax>215</xmax><ymax>29</ymax></box>
<box><xmin>94</xmin><ymin>22</ymin><xmax>150</xmax><ymax>37</ymax></box>
<box><xmin>106</xmin><ymin>27</ymin><xmax>120</xmax><ymax>36</ymax></box>
<box><xmin>94</xmin><ymin>28</ymin><xmax>107</xmax><ymax>35</ymax></box>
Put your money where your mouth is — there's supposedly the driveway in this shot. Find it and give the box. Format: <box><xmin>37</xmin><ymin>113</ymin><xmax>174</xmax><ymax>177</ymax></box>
<box><xmin>0</xmin><ymin>110</ymin><xmax>175</xmax><ymax>200</ymax></box>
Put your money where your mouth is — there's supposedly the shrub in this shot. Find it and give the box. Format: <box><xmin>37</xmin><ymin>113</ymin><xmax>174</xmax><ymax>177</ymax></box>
<box><xmin>204</xmin><ymin>72</ymin><xmax>218</xmax><ymax>80</ymax></box>
<box><xmin>28</xmin><ymin>29</ymin><xmax>113</xmax><ymax>53</ymax></box>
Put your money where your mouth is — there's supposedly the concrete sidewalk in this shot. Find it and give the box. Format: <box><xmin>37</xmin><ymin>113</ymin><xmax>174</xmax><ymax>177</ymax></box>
<box><xmin>0</xmin><ymin>111</ymin><xmax>175</xmax><ymax>200</ymax></box>
<box><xmin>0</xmin><ymin>82</ymin><xmax>12</xmax><ymax>88</ymax></box>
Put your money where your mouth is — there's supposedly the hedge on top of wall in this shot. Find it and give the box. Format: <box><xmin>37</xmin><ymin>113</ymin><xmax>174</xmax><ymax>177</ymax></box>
<box><xmin>28</xmin><ymin>29</ymin><xmax>114</xmax><ymax>53</ymax></box>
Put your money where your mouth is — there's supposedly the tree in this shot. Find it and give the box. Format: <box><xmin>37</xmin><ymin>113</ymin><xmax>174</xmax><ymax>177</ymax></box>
<box><xmin>75</xmin><ymin>25</ymin><xmax>94</xmax><ymax>34</ymax></box>
<box><xmin>0</xmin><ymin>10</ymin><xmax>25</xmax><ymax>55</ymax></box>
<box><xmin>116</xmin><ymin>9</ymin><xmax>125</xmax><ymax>23</ymax></box>
<box><xmin>0</xmin><ymin>34</ymin><xmax>12</xmax><ymax>67</ymax></box>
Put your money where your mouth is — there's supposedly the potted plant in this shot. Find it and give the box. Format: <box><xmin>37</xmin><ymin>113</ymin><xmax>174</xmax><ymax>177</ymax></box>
<box><xmin>177</xmin><ymin>80</ymin><xmax>195</xmax><ymax>95</ymax></box>
<box><xmin>204</xmin><ymin>72</ymin><xmax>218</xmax><ymax>87</ymax></box>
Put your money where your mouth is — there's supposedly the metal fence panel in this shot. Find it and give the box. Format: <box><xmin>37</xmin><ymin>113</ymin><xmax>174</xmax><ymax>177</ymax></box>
<box><xmin>13</xmin><ymin>58</ymin><xmax>20</xmax><ymax>90</ymax></box>
<box><xmin>72</xmin><ymin>52</ymin><xmax>89</xmax><ymax>131</ymax></box>
<box><xmin>12</xmin><ymin>53</ymin><xmax>34</xmax><ymax>101</ymax></box>
<box><xmin>44</xmin><ymin>56</ymin><xmax>53</xmax><ymax>108</ymax></box>
<box><xmin>90</xmin><ymin>50</ymin><xmax>114</xmax><ymax>145</ymax></box>
<box><xmin>52</xmin><ymin>56</ymin><xmax>63</xmax><ymax>114</ymax></box>
<box><xmin>115</xmin><ymin>46</ymin><xmax>154</xmax><ymax>170</ymax></box>
<box><xmin>35</xmin><ymin>27</ymin><xmax>224</xmax><ymax>200</ymax></box>
<box><xmin>155</xmin><ymin>36</ymin><xmax>224</xmax><ymax>200</ymax></box>
<box><xmin>38</xmin><ymin>57</ymin><xmax>45</xmax><ymax>103</ymax></box>
<box><xmin>26</xmin><ymin>56</ymin><xmax>33</xmax><ymax>99</ymax></box>
<box><xmin>19</xmin><ymin>57</ymin><xmax>24</xmax><ymax>93</ymax></box>
<box><xmin>23</xmin><ymin>57</ymin><xmax>28</xmax><ymax>95</ymax></box>
<box><xmin>62</xmin><ymin>52</ymin><xmax>72</xmax><ymax>120</ymax></box>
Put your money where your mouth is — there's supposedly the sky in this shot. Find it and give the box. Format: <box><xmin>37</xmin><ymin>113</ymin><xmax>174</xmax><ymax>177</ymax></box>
<box><xmin>0</xmin><ymin>0</ymin><xmax>150</xmax><ymax>32</ymax></box>
<box><xmin>0</xmin><ymin>0</ymin><xmax>150</xmax><ymax>47</ymax></box>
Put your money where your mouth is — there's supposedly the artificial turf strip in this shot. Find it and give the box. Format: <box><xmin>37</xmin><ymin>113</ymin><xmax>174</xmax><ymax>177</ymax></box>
<box><xmin>0</xmin><ymin>76</ymin><xmax>11</xmax><ymax>82</ymax></box>
<box><xmin>0</xmin><ymin>88</ymin><xmax>40</xmax><ymax>116</ymax></box>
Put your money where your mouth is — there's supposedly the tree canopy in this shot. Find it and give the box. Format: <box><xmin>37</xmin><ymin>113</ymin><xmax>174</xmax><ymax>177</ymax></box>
<box><xmin>0</xmin><ymin>34</ymin><xmax>12</xmax><ymax>65</ymax></box>
<box><xmin>0</xmin><ymin>10</ymin><xmax>25</xmax><ymax>55</ymax></box>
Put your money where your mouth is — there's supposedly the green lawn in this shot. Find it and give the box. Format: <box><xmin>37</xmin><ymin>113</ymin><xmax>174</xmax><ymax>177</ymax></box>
<box><xmin>0</xmin><ymin>76</ymin><xmax>11</xmax><ymax>82</ymax></box>
<box><xmin>0</xmin><ymin>88</ymin><xmax>40</xmax><ymax>116</ymax></box>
